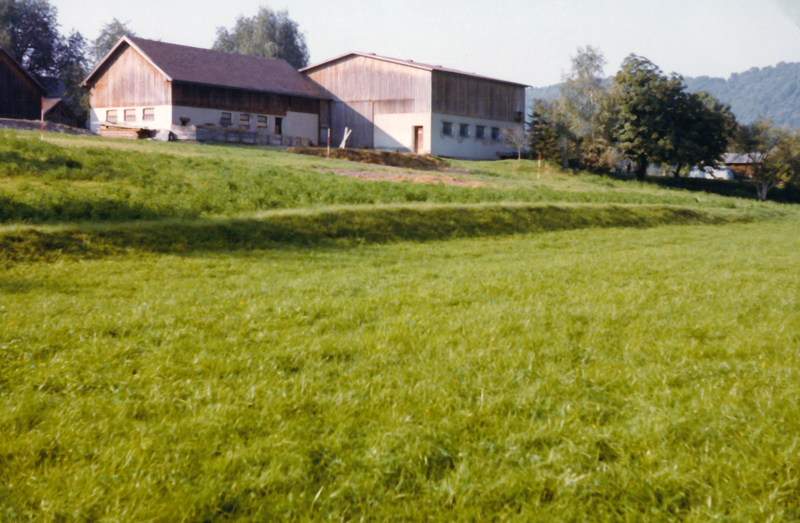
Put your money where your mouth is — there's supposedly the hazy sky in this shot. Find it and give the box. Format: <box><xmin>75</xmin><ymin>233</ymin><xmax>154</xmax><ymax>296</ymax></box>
<box><xmin>51</xmin><ymin>0</ymin><xmax>800</xmax><ymax>87</ymax></box>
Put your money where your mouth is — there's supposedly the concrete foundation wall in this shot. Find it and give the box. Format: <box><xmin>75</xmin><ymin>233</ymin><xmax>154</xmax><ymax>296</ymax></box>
<box><xmin>373</xmin><ymin>113</ymin><xmax>431</xmax><ymax>153</ymax></box>
<box><xmin>431</xmin><ymin>113</ymin><xmax>521</xmax><ymax>160</ymax></box>
<box><xmin>283</xmin><ymin>111</ymin><xmax>320</xmax><ymax>145</ymax></box>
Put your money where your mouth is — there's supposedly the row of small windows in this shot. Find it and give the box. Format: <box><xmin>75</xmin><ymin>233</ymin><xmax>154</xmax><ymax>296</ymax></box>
<box><xmin>106</xmin><ymin>108</ymin><xmax>154</xmax><ymax>123</ymax></box>
<box><xmin>442</xmin><ymin>122</ymin><xmax>501</xmax><ymax>141</ymax></box>
<box><xmin>105</xmin><ymin>109</ymin><xmax>282</xmax><ymax>133</ymax></box>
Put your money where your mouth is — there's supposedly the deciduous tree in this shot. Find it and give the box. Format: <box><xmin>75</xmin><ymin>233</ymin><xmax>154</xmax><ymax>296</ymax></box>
<box><xmin>0</xmin><ymin>0</ymin><xmax>60</xmax><ymax>76</ymax></box>
<box><xmin>735</xmin><ymin>119</ymin><xmax>800</xmax><ymax>201</ymax></box>
<box><xmin>501</xmin><ymin>126</ymin><xmax>527</xmax><ymax>160</ymax></box>
<box><xmin>213</xmin><ymin>6</ymin><xmax>309</xmax><ymax>69</ymax></box>
<box><xmin>90</xmin><ymin>18</ymin><xmax>137</xmax><ymax>63</ymax></box>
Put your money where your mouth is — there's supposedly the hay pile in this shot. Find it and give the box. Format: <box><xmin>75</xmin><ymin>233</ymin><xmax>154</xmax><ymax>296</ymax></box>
<box><xmin>287</xmin><ymin>147</ymin><xmax>446</xmax><ymax>171</ymax></box>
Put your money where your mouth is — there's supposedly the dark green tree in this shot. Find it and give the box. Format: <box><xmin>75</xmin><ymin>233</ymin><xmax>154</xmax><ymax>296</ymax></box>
<box><xmin>0</xmin><ymin>0</ymin><xmax>61</xmax><ymax>76</ymax></box>
<box><xmin>213</xmin><ymin>6</ymin><xmax>309</xmax><ymax>69</ymax></box>
<box><xmin>90</xmin><ymin>18</ymin><xmax>137</xmax><ymax>63</ymax></box>
<box><xmin>56</xmin><ymin>30</ymin><xmax>90</xmax><ymax>120</ymax></box>
<box><xmin>528</xmin><ymin>98</ymin><xmax>567</xmax><ymax>163</ymax></box>
<box><xmin>612</xmin><ymin>55</ymin><xmax>687</xmax><ymax>179</ymax></box>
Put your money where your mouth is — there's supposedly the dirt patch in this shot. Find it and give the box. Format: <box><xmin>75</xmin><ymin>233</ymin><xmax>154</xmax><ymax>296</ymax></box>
<box><xmin>321</xmin><ymin>168</ymin><xmax>490</xmax><ymax>187</ymax></box>
<box><xmin>0</xmin><ymin>118</ymin><xmax>94</xmax><ymax>136</ymax></box>
<box><xmin>287</xmin><ymin>147</ymin><xmax>447</xmax><ymax>171</ymax></box>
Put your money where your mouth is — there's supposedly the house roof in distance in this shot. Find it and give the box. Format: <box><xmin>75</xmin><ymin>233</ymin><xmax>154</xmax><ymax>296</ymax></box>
<box><xmin>82</xmin><ymin>36</ymin><xmax>330</xmax><ymax>100</ymax></box>
<box><xmin>0</xmin><ymin>45</ymin><xmax>46</xmax><ymax>94</ymax></box>
<box><xmin>301</xmin><ymin>51</ymin><xmax>529</xmax><ymax>88</ymax></box>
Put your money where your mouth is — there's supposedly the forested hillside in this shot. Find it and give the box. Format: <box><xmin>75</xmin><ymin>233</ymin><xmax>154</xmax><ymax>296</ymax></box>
<box><xmin>529</xmin><ymin>61</ymin><xmax>800</xmax><ymax>128</ymax></box>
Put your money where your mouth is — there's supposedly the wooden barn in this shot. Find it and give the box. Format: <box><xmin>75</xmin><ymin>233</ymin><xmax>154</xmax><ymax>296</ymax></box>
<box><xmin>43</xmin><ymin>98</ymin><xmax>79</xmax><ymax>127</ymax></box>
<box><xmin>1</xmin><ymin>46</ymin><xmax>46</xmax><ymax>120</ymax></box>
<box><xmin>301</xmin><ymin>52</ymin><xmax>528</xmax><ymax>160</ymax></box>
<box><xmin>81</xmin><ymin>36</ymin><xmax>330</xmax><ymax>144</ymax></box>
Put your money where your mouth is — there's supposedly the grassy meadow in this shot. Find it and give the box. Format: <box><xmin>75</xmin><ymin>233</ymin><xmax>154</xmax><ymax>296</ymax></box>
<box><xmin>2</xmin><ymin>129</ymin><xmax>800</xmax><ymax>521</ymax></box>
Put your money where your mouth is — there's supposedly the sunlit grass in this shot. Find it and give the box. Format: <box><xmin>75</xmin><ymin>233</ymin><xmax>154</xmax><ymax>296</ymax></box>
<box><xmin>2</xmin><ymin>216</ymin><xmax>800</xmax><ymax>520</ymax></box>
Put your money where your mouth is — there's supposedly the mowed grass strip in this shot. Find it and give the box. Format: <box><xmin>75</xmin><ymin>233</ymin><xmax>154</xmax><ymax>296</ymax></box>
<box><xmin>0</xmin><ymin>201</ymin><xmax>776</xmax><ymax>262</ymax></box>
<box><xmin>2</xmin><ymin>216</ymin><xmax>800</xmax><ymax>521</ymax></box>
<box><xmin>0</xmin><ymin>129</ymin><xmax>768</xmax><ymax>225</ymax></box>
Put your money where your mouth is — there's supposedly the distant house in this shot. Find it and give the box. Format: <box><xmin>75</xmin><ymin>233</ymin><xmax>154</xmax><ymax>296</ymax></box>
<box><xmin>0</xmin><ymin>46</ymin><xmax>46</xmax><ymax>120</ymax></box>
<box><xmin>722</xmin><ymin>153</ymin><xmax>763</xmax><ymax>179</ymax></box>
<box><xmin>81</xmin><ymin>36</ymin><xmax>330</xmax><ymax>144</ymax></box>
<box><xmin>301</xmin><ymin>52</ymin><xmax>528</xmax><ymax>160</ymax></box>
<box><xmin>43</xmin><ymin>98</ymin><xmax>78</xmax><ymax>127</ymax></box>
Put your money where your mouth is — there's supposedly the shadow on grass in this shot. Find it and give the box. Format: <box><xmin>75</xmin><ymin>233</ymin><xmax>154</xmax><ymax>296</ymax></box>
<box><xmin>603</xmin><ymin>172</ymin><xmax>800</xmax><ymax>204</ymax></box>
<box><xmin>0</xmin><ymin>203</ymin><xmax>767</xmax><ymax>262</ymax></box>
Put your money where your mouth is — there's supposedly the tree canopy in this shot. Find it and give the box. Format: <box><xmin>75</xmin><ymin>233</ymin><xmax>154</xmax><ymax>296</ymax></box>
<box><xmin>735</xmin><ymin>119</ymin><xmax>800</xmax><ymax>200</ymax></box>
<box><xmin>90</xmin><ymin>18</ymin><xmax>137</xmax><ymax>63</ymax></box>
<box><xmin>213</xmin><ymin>6</ymin><xmax>309</xmax><ymax>69</ymax></box>
<box><xmin>0</xmin><ymin>0</ymin><xmax>61</xmax><ymax>76</ymax></box>
<box><xmin>612</xmin><ymin>55</ymin><xmax>734</xmax><ymax>180</ymax></box>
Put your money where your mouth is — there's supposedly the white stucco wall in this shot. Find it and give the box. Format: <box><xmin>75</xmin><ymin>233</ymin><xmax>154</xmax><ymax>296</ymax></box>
<box><xmin>431</xmin><ymin>113</ymin><xmax>522</xmax><ymax>160</ymax></box>
<box><xmin>90</xmin><ymin>105</ymin><xmax>320</xmax><ymax>143</ymax></box>
<box><xmin>373</xmin><ymin>113</ymin><xmax>431</xmax><ymax>153</ymax></box>
<box><xmin>89</xmin><ymin>105</ymin><xmax>172</xmax><ymax>133</ymax></box>
<box><xmin>282</xmin><ymin>111</ymin><xmax>320</xmax><ymax>145</ymax></box>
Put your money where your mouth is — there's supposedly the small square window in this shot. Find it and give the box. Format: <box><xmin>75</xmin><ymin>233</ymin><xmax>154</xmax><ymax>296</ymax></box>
<box><xmin>240</xmin><ymin>113</ymin><xmax>250</xmax><ymax>127</ymax></box>
<box><xmin>106</xmin><ymin>110</ymin><xmax>117</xmax><ymax>124</ymax></box>
<box><xmin>459</xmin><ymin>124</ymin><xmax>469</xmax><ymax>138</ymax></box>
<box><xmin>476</xmin><ymin>125</ymin><xmax>485</xmax><ymax>139</ymax></box>
<box><xmin>143</xmin><ymin>108</ymin><xmax>155</xmax><ymax>121</ymax></box>
<box><xmin>491</xmin><ymin>127</ymin><xmax>501</xmax><ymax>140</ymax></box>
<box><xmin>124</xmin><ymin>109</ymin><xmax>136</xmax><ymax>122</ymax></box>
<box><xmin>220</xmin><ymin>112</ymin><xmax>232</xmax><ymax>126</ymax></box>
<box><xmin>257</xmin><ymin>115</ymin><xmax>268</xmax><ymax>128</ymax></box>
<box><xmin>442</xmin><ymin>121</ymin><xmax>453</xmax><ymax>136</ymax></box>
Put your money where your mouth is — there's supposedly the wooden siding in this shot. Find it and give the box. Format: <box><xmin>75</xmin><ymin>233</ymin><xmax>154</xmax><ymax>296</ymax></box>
<box><xmin>0</xmin><ymin>52</ymin><xmax>44</xmax><ymax>120</ymax></box>
<box><xmin>306</xmin><ymin>55</ymin><xmax>431</xmax><ymax>113</ymax></box>
<box><xmin>173</xmin><ymin>83</ymin><xmax>319</xmax><ymax>115</ymax></box>
<box><xmin>431</xmin><ymin>71</ymin><xmax>525</xmax><ymax>122</ymax></box>
<box><xmin>89</xmin><ymin>44</ymin><xmax>171</xmax><ymax>108</ymax></box>
<box><xmin>332</xmin><ymin>102</ymin><xmax>373</xmax><ymax>148</ymax></box>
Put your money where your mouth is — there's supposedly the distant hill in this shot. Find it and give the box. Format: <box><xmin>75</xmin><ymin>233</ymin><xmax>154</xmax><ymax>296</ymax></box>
<box><xmin>528</xmin><ymin>61</ymin><xmax>800</xmax><ymax>128</ymax></box>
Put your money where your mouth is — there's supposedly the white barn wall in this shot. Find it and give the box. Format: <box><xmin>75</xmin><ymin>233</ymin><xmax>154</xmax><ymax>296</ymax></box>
<box><xmin>431</xmin><ymin>113</ymin><xmax>521</xmax><ymax>160</ymax></box>
<box><xmin>373</xmin><ymin>113</ymin><xmax>431</xmax><ymax>153</ymax></box>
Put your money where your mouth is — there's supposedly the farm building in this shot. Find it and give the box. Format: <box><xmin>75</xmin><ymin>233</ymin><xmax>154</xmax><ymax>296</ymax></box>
<box><xmin>81</xmin><ymin>36</ymin><xmax>331</xmax><ymax>144</ymax></box>
<box><xmin>43</xmin><ymin>98</ymin><xmax>79</xmax><ymax>127</ymax></box>
<box><xmin>301</xmin><ymin>52</ymin><xmax>528</xmax><ymax>160</ymax></box>
<box><xmin>1</xmin><ymin>46</ymin><xmax>46</xmax><ymax>120</ymax></box>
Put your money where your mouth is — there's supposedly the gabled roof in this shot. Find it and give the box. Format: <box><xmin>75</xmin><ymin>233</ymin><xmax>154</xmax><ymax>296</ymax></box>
<box><xmin>0</xmin><ymin>46</ymin><xmax>46</xmax><ymax>94</ymax></box>
<box><xmin>43</xmin><ymin>98</ymin><xmax>76</xmax><ymax>118</ymax></box>
<box><xmin>301</xmin><ymin>51</ymin><xmax>529</xmax><ymax>88</ymax></box>
<box><xmin>723</xmin><ymin>153</ymin><xmax>764</xmax><ymax>164</ymax></box>
<box><xmin>81</xmin><ymin>36</ymin><xmax>330</xmax><ymax>100</ymax></box>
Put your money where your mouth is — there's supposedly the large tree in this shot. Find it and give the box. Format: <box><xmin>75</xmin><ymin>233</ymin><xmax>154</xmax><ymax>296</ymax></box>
<box><xmin>528</xmin><ymin>98</ymin><xmax>567</xmax><ymax>164</ymax></box>
<box><xmin>90</xmin><ymin>18</ymin><xmax>137</xmax><ymax>63</ymax></box>
<box><xmin>213</xmin><ymin>6</ymin><xmax>309</xmax><ymax>69</ymax></box>
<box><xmin>56</xmin><ymin>30</ymin><xmax>90</xmax><ymax>119</ymax></box>
<box><xmin>612</xmin><ymin>55</ymin><xmax>734</xmax><ymax>181</ymax></box>
<box><xmin>735</xmin><ymin>119</ymin><xmax>800</xmax><ymax>201</ymax></box>
<box><xmin>0</xmin><ymin>0</ymin><xmax>61</xmax><ymax>76</ymax></box>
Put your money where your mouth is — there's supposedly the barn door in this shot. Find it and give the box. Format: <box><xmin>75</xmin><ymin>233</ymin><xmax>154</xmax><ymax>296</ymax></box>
<box><xmin>332</xmin><ymin>102</ymin><xmax>373</xmax><ymax>148</ymax></box>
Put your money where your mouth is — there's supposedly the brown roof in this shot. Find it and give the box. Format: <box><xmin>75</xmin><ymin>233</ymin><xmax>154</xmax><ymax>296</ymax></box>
<box><xmin>301</xmin><ymin>52</ymin><xmax>529</xmax><ymax>88</ymax></box>
<box><xmin>82</xmin><ymin>36</ymin><xmax>330</xmax><ymax>100</ymax></box>
<box><xmin>0</xmin><ymin>46</ymin><xmax>46</xmax><ymax>94</ymax></box>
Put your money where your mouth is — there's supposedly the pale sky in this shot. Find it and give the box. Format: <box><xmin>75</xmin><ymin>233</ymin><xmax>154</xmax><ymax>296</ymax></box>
<box><xmin>50</xmin><ymin>0</ymin><xmax>800</xmax><ymax>87</ymax></box>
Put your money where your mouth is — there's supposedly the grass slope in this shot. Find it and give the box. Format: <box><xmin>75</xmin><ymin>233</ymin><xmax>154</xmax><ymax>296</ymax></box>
<box><xmin>2</xmin><ymin>218</ymin><xmax>800</xmax><ymax>521</ymax></box>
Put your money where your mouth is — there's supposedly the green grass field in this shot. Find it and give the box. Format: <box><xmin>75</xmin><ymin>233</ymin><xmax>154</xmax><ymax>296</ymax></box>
<box><xmin>2</xmin><ymin>130</ymin><xmax>800</xmax><ymax>521</ymax></box>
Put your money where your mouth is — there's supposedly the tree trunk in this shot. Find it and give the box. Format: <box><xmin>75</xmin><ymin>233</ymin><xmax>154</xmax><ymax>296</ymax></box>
<box><xmin>674</xmin><ymin>164</ymin><xmax>682</xmax><ymax>188</ymax></box>
<box><xmin>635</xmin><ymin>160</ymin><xmax>648</xmax><ymax>181</ymax></box>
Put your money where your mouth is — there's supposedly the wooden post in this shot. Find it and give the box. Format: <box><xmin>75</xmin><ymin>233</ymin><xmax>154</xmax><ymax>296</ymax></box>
<box><xmin>327</xmin><ymin>128</ymin><xmax>330</xmax><ymax>160</ymax></box>
<box><xmin>538</xmin><ymin>152</ymin><xmax>541</xmax><ymax>179</ymax></box>
<box><xmin>40</xmin><ymin>97</ymin><xmax>44</xmax><ymax>140</ymax></box>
